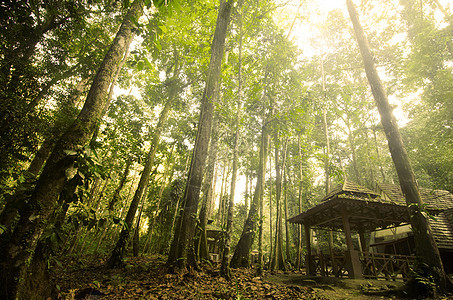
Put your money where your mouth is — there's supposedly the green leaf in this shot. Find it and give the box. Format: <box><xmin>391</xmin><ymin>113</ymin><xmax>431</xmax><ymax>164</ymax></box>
<box><xmin>155</xmin><ymin>40</ymin><xmax>162</xmax><ymax>51</ymax></box>
<box><xmin>65</xmin><ymin>165</ymin><xmax>78</xmax><ymax>180</ymax></box>
<box><xmin>158</xmin><ymin>25</ymin><xmax>167</xmax><ymax>33</ymax></box>
<box><xmin>137</xmin><ymin>61</ymin><xmax>144</xmax><ymax>71</ymax></box>
<box><xmin>64</xmin><ymin>150</ymin><xmax>78</xmax><ymax>156</ymax></box>
<box><xmin>0</xmin><ymin>224</ymin><xmax>6</xmax><ymax>235</ymax></box>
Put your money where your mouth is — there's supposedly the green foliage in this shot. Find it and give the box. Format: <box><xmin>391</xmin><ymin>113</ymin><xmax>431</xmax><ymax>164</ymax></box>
<box><xmin>0</xmin><ymin>0</ymin><xmax>122</xmax><ymax>186</ymax></box>
<box><xmin>407</xmin><ymin>262</ymin><xmax>438</xmax><ymax>297</ymax></box>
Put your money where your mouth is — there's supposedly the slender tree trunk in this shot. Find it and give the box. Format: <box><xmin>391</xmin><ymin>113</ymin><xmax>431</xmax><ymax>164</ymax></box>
<box><xmin>364</xmin><ymin>129</ymin><xmax>375</xmax><ymax>185</ymax></box>
<box><xmin>221</xmin><ymin>162</ymin><xmax>231</xmax><ymax>227</ymax></box>
<box><xmin>257</xmin><ymin>167</ymin><xmax>265</xmax><ymax>275</ymax></box>
<box><xmin>321</xmin><ymin>58</ymin><xmax>330</xmax><ymax>193</ymax></box>
<box><xmin>346</xmin><ymin>120</ymin><xmax>361</xmax><ymax>185</ymax></box>
<box><xmin>221</xmin><ymin>24</ymin><xmax>243</xmax><ymax>276</ymax></box>
<box><xmin>244</xmin><ymin>171</ymin><xmax>249</xmax><ymax>209</ymax></box>
<box><xmin>257</xmin><ymin>127</ymin><xmax>269</xmax><ymax>276</ymax></box>
<box><xmin>283</xmin><ymin>140</ymin><xmax>290</xmax><ymax>263</ymax></box>
<box><xmin>167</xmin><ymin>155</ymin><xmax>191</xmax><ymax>261</ymax></box>
<box><xmin>0</xmin><ymin>2</ymin><xmax>143</xmax><ymax>297</ymax></box>
<box><xmin>168</xmin><ymin>0</ymin><xmax>233</xmax><ymax>270</ymax></box>
<box><xmin>268</xmin><ymin>151</ymin><xmax>273</xmax><ymax>267</ymax></box>
<box><xmin>109</xmin><ymin>159</ymin><xmax>132</xmax><ymax>211</ymax></box>
<box><xmin>133</xmin><ymin>184</ymin><xmax>148</xmax><ymax>257</ymax></box>
<box><xmin>347</xmin><ymin>0</ymin><xmax>449</xmax><ymax>291</ymax></box>
<box><xmin>144</xmin><ymin>147</ymin><xmax>175</xmax><ymax>254</ymax></box>
<box><xmin>296</xmin><ymin>135</ymin><xmax>304</xmax><ymax>270</ymax></box>
<box><xmin>217</xmin><ymin>159</ymin><xmax>227</xmax><ymax>224</ymax></box>
<box><xmin>272</xmin><ymin>134</ymin><xmax>287</xmax><ymax>271</ymax></box>
<box><xmin>372</xmin><ymin>128</ymin><xmax>387</xmax><ymax>182</ymax></box>
<box><xmin>108</xmin><ymin>89</ymin><xmax>174</xmax><ymax>267</ymax></box>
<box><xmin>231</xmin><ymin>122</ymin><xmax>269</xmax><ymax>268</ymax></box>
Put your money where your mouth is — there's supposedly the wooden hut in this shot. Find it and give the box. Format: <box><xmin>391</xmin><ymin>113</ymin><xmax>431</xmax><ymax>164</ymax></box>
<box><xmin>288</xmin><ymin>180</ymin><xmax>453</xmax><ymax>279</ymax></box>
<box><xmin>373</xmin><ymin>183</ymin><xmax>453</xmax><ymax>273</ymax></box>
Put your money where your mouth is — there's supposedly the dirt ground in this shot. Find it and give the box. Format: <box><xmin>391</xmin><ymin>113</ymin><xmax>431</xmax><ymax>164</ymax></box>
<box><xmin>268</xmin><ymin>273</ymin><xmax>407</xmax><ymax>300</ymax></box>
<box><xmin>51</xmin><ymin>255</ymin><xmax>452</xmax><ymax>299</ymax></box>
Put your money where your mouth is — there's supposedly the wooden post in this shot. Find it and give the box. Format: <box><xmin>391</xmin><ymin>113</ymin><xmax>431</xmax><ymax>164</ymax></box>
<box><xmin>358</xmin><ymin>229</ymin><xmax>367</xmax><ymax>253</ymax></box>
<box><xmin>359</xmin><ymin>228</ymin><xmax>371</xmax><ymax>277</ymax></box>
<box><xmin>304</xmin><ymin>223</ymin><xmax>314</xmax><ymax>275</ymax></box>
<box><xmin>341</xmin><ymin>211</ymin><xmax>363</xmax><ymax>279</ymax></box>
<box><xmin>329</xmin><ymin>230</ymin><xmax>338</xmax><ymax>276</ymax></box>
<box><xmin>341</xmin><ymin>213</ymin><xmax>354</xmax><ymax>251</ymax></box>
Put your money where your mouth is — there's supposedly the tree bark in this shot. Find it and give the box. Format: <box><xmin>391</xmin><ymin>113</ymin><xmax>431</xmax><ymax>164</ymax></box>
<box><xmin>296</xmin><ymin>135</ymin><xmax>304</xmax><ymax>270</ymax></box>
<box><xmin>230</xmin><ymin>122</ymin><xmax>269</xmax><ymax>268</ymax></box>
<box><xmin>221</xmin><ymin>52</ymin><xmax>243</xmax><ymax>279</ymax></box>
<box><xmin>283</xmin><ymin>140</ymin><xmax>291</xmax><ymax>264</ymax></box>
<box><xmin>168</xmin><ymin>0</ymin><xmax>233</xmax><ymax>270</ymax></box>
<box><xmin>271</xmin><ymin>134</ymin><xmax>287</xmax><ymax>271</ymax></box>
<box><xmin>268</xmin><ymin>151</ymin><xmax>273</xmax><ymax>266</ymax></box>
<box><xmin>198</xmin><ymin>117</ymin><xmax>219</xmax><ymax>261</ymax></box>
<box><xmin>133</xmin><ymin>184</ymin><xmax>148</xmax><ymax>257</ymax></box>
<box><xmin>0</xmin><ymin>79</ymin><xmax>88</xmax><ymax>231</ymax></box>
<box><xmin>144</xmin><ymin>145</ymin><xmax>175</xmax><ymax>254</ymax></box>
<box><xmin>0</xmin><ymin>1</ymin><xmax>143</xmax><ymax>297</ymax></box>
<box><xmin>346</xmin><ymin>0</ymin><xmax>448</xmax><ymax>291</ymax></box>
<box><xmin>108</xmin><ymin>87</ymin><xmax>174</xmax><ymax>267</ymax></box>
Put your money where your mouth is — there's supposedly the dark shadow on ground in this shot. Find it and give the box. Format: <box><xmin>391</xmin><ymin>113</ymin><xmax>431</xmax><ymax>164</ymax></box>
<box><xmin>267</xmin><ymin>273</ymin><xmax>408</xmax><ymax>300</ymax></box>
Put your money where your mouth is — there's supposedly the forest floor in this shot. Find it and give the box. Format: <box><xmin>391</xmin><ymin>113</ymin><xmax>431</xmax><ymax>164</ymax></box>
<box><xmin>51</xmin><ymin>254</ymin><xmax>451</xmax><ymax>299</ymax></box>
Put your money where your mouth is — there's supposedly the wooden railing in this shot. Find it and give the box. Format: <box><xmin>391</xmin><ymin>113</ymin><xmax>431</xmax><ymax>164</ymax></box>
<box><xmin>360</xmin><ymin>252</ymin><xmax>415</xmax><ymax>280</ymax></box>
<box><xmin>307</xmin><ymin>252</ymin><xmax>415</xmax><ymax>280</ymax></box>
<box><xmin>308</xmin><ymin>253</ymin><xmax>347</xmax><ymax>277</ymax></box>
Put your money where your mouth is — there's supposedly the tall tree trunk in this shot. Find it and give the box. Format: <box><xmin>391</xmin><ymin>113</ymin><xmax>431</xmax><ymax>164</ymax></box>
<box><xmin>268</xmin><ymin>150</ymin><xmax>273</xmax><ymax>267</ymax></box>
<box><xmin>0</xmin><ymin>79</ymin><xmax>88</xmax><ymax>231</ymax></box>
<box><xmin>372</xmin><ymin>127</ymin><xmax>387</xmax><ymax>182</ymax></box>
<box><xmin>108</xmin><ymin>88</ymin><xmax>174</xmax><ymax>267</ymax></box>
<box><xmin>346</xmin><ymin>120</ymin><xmax>361</xmax><ymax>185</ymax></box>
<box><xmin>271</xmin><ymin>134</ymin><xmax>287</xmax><ymax>271</ymax></box>
<box><xmin>296</xmin><ymin>135</ymin><xmax>304</xmax><ymax>270</ymax></box>
<box><xmin>133</xmin><ymin>184</ymin><xmax>148</xmax><ymax>257</ymax></box>
<box><xmin>198</xmin><ymin>117</ymin><xmax>219</xmax><ymax>260</ymax></box>
<box><xmin>244</xmin><ymin>171</ymin><xmax>249</xmax><ymax>209</ymax></box>
<box><xmin>95</xmin><ymin>159</ymin><xmax>132</xmax><ymax>253</ymax></box>
<box><xmin>321</xmin><ymin>58</ymin><xmax>331</xmax><ymax>193</ymax></box>
<box><xmin>230</xmin><ymin>122</ymin><xmax>269</xmax><ymax>268</ymax></box>
<box><xmin>0</xmin><ymin>2</ymin><xmax>143</xmax><ymax>297</ymax></box>
<box><xmin>364</xmin><ymin>129</ymin><xmax>375</xmax><ymax>185</ymax></box>
<box><xmin>221</xmin><ymin>21</ymin><xmax>243</xmax><ymax>276</ymax></box>
<box><xmin>217</xmin><ymin>159</ymin><xmax>228</xmax><ymax>224</ymax></box>
<box><xmin>167</xmin><ymin>155</ymin><xmax>191</xmax><ymax>261</ymax></box>
<box><xmin>283</xmin><ymin>141</ymin><xmax>290</xmax><ymax>264</ymax></box>
<box><xmin>29</xmin><ymin>78</ymin><xmax>89</xmax><ymax>176</ymax></box>
<box><xmin>257</xmin><ymin>128</ymin><xmax>269</xmax><ymax>276</ymax></box>
<box><xmin>346</xmin><ymin>0</ymin><xmax>449</xmax><ymax>291</ymax></box>
<box><xmin>144</xmin><ymin>146</ymin><xmax>175</xmax><ymax>254</ymax></box>
<box><xmin>168</xmin><ymin>0</ymin><xmax>233</xmax><ymax>270</ymax></box>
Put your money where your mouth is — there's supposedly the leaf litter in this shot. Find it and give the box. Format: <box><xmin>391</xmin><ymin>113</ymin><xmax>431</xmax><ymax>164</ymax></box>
<box><xmin>52</xmin><ymin>254</ymin><xmax>326</xmax><ymax>299</ymax></box>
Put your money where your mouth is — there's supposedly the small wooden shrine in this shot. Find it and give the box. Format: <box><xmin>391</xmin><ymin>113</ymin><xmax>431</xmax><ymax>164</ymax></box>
<box><xmin>206</xmin><ymin>221</ymin><xmax>224</xmax><ymax>263</ymax></box>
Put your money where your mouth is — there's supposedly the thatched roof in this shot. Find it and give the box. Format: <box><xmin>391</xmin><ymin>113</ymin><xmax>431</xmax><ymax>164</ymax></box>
<box><xmin>288</xmin><ymin>180</ymin><xmax>410</xmax><ymax>232</ymax></box>
<box><xmin>288</xmin><ymin>181</ymin><xmax>453</xmax><ymax>250</ymax></box>
<box><xmin>376</xmin><ymin>183</ymin><xmax>453</xmax><ymax>213</ymax></box>
<box><xmin>430</xmin><ymin>208</ymin><xmax>453</xmax><ymax>250</ymax></box>
<box><xmin>321</xmin><ymin>180</ymin><xmax>380</xmax><ymax>202</ymax></box>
